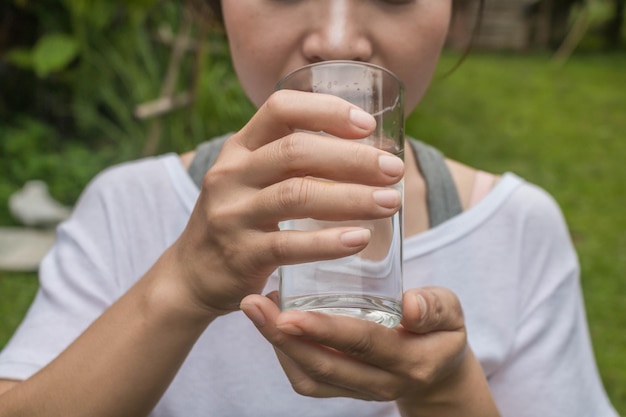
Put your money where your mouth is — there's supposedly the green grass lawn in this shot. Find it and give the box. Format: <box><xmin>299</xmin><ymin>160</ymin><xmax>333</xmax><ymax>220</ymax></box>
<box><xmin>1</xmin><ymin>51</ymin><xmax>625</xmax><ymax>413</ymax></box>
<box><xmin>0</xmin><ymin>272</ymin><xmax>39</xmax><ymax>344</ymax></box>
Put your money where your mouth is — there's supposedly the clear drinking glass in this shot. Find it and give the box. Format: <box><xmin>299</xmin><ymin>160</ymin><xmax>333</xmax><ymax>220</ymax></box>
<box><xmin>276</xmin><ymin>61</ymin><xmax>405</xmax><ymax>328</ymax></box>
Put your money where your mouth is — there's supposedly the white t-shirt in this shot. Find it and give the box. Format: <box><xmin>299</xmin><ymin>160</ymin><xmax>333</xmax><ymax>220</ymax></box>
<box><xmin>0</xmin><ymin>154</ymin><xmax>618</xmax><ymax>417</ymax></box>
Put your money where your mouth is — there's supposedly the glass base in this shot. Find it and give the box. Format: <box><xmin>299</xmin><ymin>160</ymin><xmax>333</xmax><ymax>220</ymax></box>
<box><xmin>281</xmin><ymin>294</ymin><xmax>402</xmax><ymax>328</ymax></box>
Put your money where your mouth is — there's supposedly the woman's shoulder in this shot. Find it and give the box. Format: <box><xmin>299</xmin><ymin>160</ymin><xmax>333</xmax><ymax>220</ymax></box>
<box><xmin>89</xmin><ymin>153</ymin><xmax>180</xmax><ymax>190</ymax></box>
<box><xmin>468</xmin><ymin>172</ymin><xmax>571</xmax><ymax>245</ymax></box>
<box><xmin>501</xmin><ymin>176</ymin><xmax>569</xmax><ymax>230</ymax></box>
<box><xmin>72</xmin><ymin>153</ymin><xmax>185</xmax><ymax>214</ymax></box>
<box><xmin>441</xmin><ymin>151</ymin><xmax>562</xmax><ymax>226</ymax></box>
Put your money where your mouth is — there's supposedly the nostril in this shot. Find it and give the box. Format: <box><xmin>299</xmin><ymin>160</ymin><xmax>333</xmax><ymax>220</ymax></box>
<box><xmin>307</xmin><ymin>56</ymin><xmax>364</xmax><ymax>65</ymax></box>
<box><xmin>302</xmin><ymin>41</ymin><xmax>373</xmax><ymax>64</ymax></box>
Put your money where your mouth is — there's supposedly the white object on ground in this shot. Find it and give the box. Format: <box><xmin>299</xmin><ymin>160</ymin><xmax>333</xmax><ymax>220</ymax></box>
<box><xmin>9</xmin><ymin>180</ymin><xmax>72</xmax><ymax>227</ymax></box>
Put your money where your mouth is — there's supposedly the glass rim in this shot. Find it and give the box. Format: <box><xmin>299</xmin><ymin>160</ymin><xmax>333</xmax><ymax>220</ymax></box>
<box><xmin>275</xmin><ymin>60</ymin><xmax>405</xmax><ymax>92</ymax></box>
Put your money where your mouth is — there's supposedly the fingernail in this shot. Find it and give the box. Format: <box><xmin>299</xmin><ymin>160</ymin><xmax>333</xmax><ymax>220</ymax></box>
<box><xmin>277</xmin><ymin>322</ymin><xmax>304</xmax><ymax>336</ymax></box>
<box><xmin>340</xmin><ymin>229</ymin><xmax>371</xmax><ymax>247</ymax></box>
<box><xmin>379</xmin><ymin>154</ymin><xmax>404</xmax><ymax>177</ymax></box>
<box><xmin>373</xmin><ymin>189</ymin><xmax>401</xmax><ymax>209</ymax></box>
<box><xmin>349</xmin><ymin>108</ymin><xmax>376</xmax><ymax>130</ymax></box>
<box><xmin>241</xmin><ymin>303</ymin><xmax>266</xmax><ymax>328</ymax></box>
<box><xmin>416</xmin><ymin>294</ymin><xmax>428</xmax><ymax>321</ymax></box>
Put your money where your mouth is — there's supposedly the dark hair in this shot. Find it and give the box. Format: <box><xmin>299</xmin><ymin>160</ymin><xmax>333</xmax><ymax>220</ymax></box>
<box><xmin>445</xmin><ymin>0</ymin><xmax>485</xmax><ymax>75</ymax></box>
<box><xmin>205</xmin><ymin>0</ymin><xmax>222</xmax><ymax>23</ymax></box>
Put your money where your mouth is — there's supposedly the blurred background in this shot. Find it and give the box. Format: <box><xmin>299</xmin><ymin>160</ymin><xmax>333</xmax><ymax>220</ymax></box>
<box><xmin>0</xmin><ymin>0</ymin><xmax>624</xmax><ymax>413</ymax></box>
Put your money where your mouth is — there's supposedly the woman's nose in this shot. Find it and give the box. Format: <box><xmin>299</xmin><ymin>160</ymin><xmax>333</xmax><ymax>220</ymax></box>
<box><xmin>301</xmin><ymin>0</ymin><xmax>373</xmax><ymax>63</ymax></box>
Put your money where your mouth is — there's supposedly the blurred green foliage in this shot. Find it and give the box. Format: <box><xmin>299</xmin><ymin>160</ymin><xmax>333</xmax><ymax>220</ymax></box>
<box><xmin>0</xmin><ymin>0</ymin><xmax>253</xmax><ymax>221</ymax></box>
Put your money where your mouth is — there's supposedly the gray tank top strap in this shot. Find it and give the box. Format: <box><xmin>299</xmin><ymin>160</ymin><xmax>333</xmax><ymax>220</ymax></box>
<box><xmin>407</xmin><ymin>138</ymin><xmax>462</xmax><ymax>227</ymax></box>
<box><xmin>188</xmin><ymin>135</ymin><xmax>462</xmax><ymax>228</ymax></box>
<box><xmin>187</xmin><ymin>134</ymin><xmax>231</xmax><ymax>189</ymax></box>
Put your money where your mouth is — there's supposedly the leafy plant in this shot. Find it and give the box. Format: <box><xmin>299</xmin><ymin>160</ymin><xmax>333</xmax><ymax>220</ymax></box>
<box><xmin>1</xmin><ymin>0</ymin><xmax>253</xmax><ymax>216</ymax></box>
<box><xmin>7</xmin><ymin>32</ymin><xmax>79</xmax><ymax>77</ymax></box>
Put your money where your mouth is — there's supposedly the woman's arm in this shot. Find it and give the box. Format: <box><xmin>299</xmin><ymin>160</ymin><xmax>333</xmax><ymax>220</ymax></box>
<box><xmin>0</xmin><ymin>248</ymin><xmax>217</xmax><ymax>417</ymax></box>
<box><xmin>0</xmin><ymin>380</ymin><xmax>17</xmax><ymax>396</ymax></box>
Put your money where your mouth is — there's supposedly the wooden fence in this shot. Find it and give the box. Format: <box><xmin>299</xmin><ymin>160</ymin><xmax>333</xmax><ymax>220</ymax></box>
<box><xmin>449</xmin><ymin>0</ymin><xmax>582</xmax><ymax>50</ymax></box>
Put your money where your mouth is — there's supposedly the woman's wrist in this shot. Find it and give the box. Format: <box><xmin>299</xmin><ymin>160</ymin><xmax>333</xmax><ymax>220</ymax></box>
<box><xmin>396</xmin><ymin>348</ymin><xmax>500</xmax><ymax>417</ymax></box>
<box><xmin>142</xmin><ymin>245</ymin><xmax>222</xmax><ymax>328</ymax></box>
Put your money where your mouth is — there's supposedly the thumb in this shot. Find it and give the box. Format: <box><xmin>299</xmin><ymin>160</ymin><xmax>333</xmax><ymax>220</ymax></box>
<box><xmin>401</xmin><ymin>287</ymin><xmax>465</xmax><ymax>335</ymax></box>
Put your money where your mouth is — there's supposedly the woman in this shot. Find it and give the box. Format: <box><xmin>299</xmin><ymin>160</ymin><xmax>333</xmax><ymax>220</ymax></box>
<box><xmin>0</xmin><ymin>1</ymin><xmax>617</xmax><ymax>416</ymax></box>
